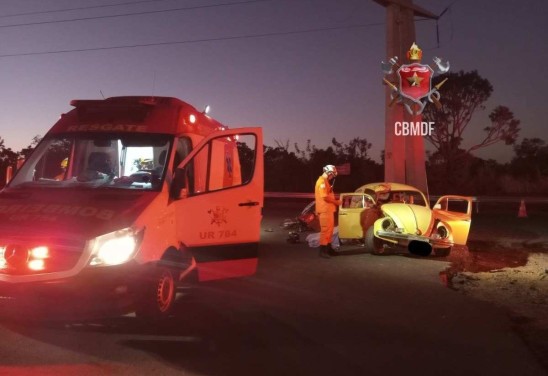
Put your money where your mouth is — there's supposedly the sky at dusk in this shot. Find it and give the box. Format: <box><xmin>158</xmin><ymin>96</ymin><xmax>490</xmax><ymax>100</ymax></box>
<box><xmin>0</xmin><ymin>0</ymin><xmax>546</xmax><ymax>163</ymax></box>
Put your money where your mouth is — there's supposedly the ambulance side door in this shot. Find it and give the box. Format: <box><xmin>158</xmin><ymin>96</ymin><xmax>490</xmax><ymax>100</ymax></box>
<box><xmin>172</xmin><ymin>128</ymin><xmax>263</xmax><ymax>281</ymax></box>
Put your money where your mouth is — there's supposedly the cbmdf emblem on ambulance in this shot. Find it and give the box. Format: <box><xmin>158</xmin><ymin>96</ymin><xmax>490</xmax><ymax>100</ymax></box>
<box><xmin>208</xmin><ymin>206</ymin><xmax>228</xmax><ymax>226</ymax></box>
<box><xmin>382</xmin><ymin>42</ymin><xmax>450</xmax><ymax>115</ymax></box>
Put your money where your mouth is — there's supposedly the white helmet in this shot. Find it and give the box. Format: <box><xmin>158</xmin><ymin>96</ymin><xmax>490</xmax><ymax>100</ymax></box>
<box><xmin>323</xmin><ymin>164</ymin><xmax>337</xmax><ymax>177</ymax></box>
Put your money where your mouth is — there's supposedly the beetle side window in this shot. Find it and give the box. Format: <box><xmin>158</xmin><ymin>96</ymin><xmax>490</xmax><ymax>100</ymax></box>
<box><xmin>341</xmin><ymin>194</ymin><xmax>374</xmax><ymax>209</ymax></box>
<box><xmin>438</xmin><ymin>198</ymin><xmax>469</xmax><ymax>214</ymax></box>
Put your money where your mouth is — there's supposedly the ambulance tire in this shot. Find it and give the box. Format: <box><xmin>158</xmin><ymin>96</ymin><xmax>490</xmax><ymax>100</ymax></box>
<box><xmin>135</xmin><ymin>266</ymin><xmax>177</xmax><ymax>321</ymax></box>
<box><xmin>365</xmin><ymin>227</ymin><xmax>384</xmax><ymax>255</ymax></box>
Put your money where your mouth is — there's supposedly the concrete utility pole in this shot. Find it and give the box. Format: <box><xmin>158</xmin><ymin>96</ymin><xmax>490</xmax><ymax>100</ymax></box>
<box><xmin>373</xmin><ymin>0</ymin><xmax>438</xmax><ymax>194</ymax></box>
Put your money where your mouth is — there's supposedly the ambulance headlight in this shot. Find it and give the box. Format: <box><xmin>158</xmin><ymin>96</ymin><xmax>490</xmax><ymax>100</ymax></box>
<box><xmin>89</xmin><ymin>228</ymin><xmax>144</xmax><ymax>266</ymax></box>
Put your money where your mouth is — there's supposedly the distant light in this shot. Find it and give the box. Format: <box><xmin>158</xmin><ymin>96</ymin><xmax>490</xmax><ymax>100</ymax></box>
<box><xmin>28</xmin><ymin>259</ymin><xmax>45</xmax><ymax>271</ymax></box>
<box><xmin>189</xmin><ymin>114</ymin><xmax>196</xmax><ymax>124</ymax></box>
<box><xmin>31</xmin><ymin>246</ymin><xmax>49</xmax><ymax>259</ymax></box>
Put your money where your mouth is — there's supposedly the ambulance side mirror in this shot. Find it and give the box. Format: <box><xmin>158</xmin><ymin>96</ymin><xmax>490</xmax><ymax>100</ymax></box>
<box><xmin>170</xmin><ymin>168</ymin><xmax>188</xmax><ymax>199</ymax></box>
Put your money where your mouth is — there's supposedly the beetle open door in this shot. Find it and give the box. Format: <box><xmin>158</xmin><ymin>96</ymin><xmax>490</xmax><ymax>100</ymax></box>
<box><xmin>172</xmin><ymin>128</ymin><xmax>263</xmax><ymax>281</ymax></box>
<box><xmin>338</xmin><ymin>193</ymin><xmax>376</xmax><ymax>239</ymax></box>
<box><xmin>433</xmin><ymin>195</ymin><xmax>472</xmax><ymax>245</ymax></box>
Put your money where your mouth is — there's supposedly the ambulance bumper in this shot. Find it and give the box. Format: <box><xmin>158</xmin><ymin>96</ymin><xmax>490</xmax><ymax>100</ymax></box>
<box><xmin>0</xmin><ymin>262</ymin><xmax>143</xmax><ymax>319</ymax></box>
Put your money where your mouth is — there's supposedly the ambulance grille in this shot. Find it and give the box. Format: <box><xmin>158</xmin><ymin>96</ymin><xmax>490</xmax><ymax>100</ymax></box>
<box><xmin>0</xmin><ymin>238</ymin><xmax>84</xmax><ymax>275</ymax></box>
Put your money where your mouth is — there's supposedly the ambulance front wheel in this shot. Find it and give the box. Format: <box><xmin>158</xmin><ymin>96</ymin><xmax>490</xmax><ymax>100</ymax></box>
<box><xmin>135</xmin><ymin>266</ymin><xmax>177</xmax><ymax>321</ymax></box>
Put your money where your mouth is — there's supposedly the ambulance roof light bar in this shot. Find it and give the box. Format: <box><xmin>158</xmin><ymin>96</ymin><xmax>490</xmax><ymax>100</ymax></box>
<box><xmin>70</xmin><ymin>97</ymin><xmax>159</xmax><ymax>107</ymax></box>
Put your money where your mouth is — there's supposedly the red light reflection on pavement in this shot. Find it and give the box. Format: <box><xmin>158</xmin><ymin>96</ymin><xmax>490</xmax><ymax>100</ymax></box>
<box><xmin>0</xmin><ymin>363</ymin><xmax>121</xmax><ymax>375</ymax></box>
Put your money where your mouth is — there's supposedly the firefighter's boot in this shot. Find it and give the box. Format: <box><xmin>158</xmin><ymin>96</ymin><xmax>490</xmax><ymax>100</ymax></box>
<box><xmin>327</xmin><ymin>243</ymin><xmax>338</xmax><ymax>256</ymax></box>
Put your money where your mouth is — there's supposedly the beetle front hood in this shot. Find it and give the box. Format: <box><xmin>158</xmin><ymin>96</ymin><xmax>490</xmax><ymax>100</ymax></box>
<box><xmin>0</xmin><ymin>188</ymin><xmax>157</xmax><ymax>240</ymax></box>
<box><xmin>381</xmin><ymin>203</ymin><xmax>431</xmax><ymax>235</ymax></box>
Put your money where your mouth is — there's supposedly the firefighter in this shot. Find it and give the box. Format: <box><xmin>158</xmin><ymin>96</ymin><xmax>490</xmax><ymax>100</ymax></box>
<box><xmin>315</xmin><ymin>164</ymin><xmax>341</xmax><ymax>258</ymax></box>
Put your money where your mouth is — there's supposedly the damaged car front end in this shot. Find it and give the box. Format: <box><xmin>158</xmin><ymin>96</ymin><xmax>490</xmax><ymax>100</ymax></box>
<box><xmin>338</xmin><ymin>183</ymin><xmax>472</xmax><ymax>257</ymax></box>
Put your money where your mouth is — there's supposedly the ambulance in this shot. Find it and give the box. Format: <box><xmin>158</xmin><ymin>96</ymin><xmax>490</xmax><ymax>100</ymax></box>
<box><xmin>0</xmin><ymin>96</ymin><xmax>263</xmax><ymax>320</ymax></box>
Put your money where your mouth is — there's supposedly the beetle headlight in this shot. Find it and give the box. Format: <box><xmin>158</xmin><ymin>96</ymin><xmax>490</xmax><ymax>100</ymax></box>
<box><xmin>437</xmin><ymin>225</ymin><xmax>449</xmax><ymax>239</ymax></box>
<box><xmin>89</xmin><ymin>228</ymin><xmax>144</xmax><ymax>266</ymax></box>
<box><xmin>381</xmin><ymin>217</ymin><xmax>395</xmax><ymax>231</ymax></box>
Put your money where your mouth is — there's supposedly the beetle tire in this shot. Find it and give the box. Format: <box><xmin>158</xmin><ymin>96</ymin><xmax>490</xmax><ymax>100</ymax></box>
<box><xmin>135</xmin><ymin>266</ymin><xmax>177</xmax><ymax>321</ymax></box>
<box><xmin>433</xmin><ymin>247</ymin><xmax>452</xmax><ymax>257</ymax></box>
<box><xmin>365</xmin><ymin>226</ymin><xmax>384</xmax><ymax>255</ymax></box>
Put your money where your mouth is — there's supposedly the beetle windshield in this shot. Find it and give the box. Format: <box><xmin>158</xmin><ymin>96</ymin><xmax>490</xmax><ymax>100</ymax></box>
<box><xmin>9</xmin><ymin>133</ymin><xmax>172</xmax><ymax>191</ymax></box>
<box><xmin>377</xmin><ymin>190</ymin><xmax>427</xmax><ymax>206</ymax></box>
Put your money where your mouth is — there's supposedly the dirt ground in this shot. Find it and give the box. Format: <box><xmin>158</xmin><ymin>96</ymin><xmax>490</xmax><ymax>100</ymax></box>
<box><xmin>443</xmin><ymin>247</ymin><xmax>547</xmax><ymax>370</ymax></box>
<box><xmin>442</xmin><ymin>210</ymin><xmax>548</xmax><ymax>371</ymax></box>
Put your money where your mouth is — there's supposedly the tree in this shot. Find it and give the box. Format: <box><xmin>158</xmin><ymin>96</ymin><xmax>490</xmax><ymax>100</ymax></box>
<box><xmin>469</xmin><ymin>106</ymin><xmax>520</xmax><ymax>152</ymax></box>
<box><xmin>510</xmin><ymin>138</ymin><xmax>548</xmax><ymax>180</ymax></box>
<box><xmin>331</xmin><ymin>137</ymin><xmax>372</xmax><ymax>160</ymax></box>
<box><xmin>423</xmin><ymin>70</ymin><xmax>520</xmax><ymax>191</ymax></box>
<box><xmin>266</xmin><ymin>139</ymin><xmax>383</xmax><ymax>193</ymax></box>
<box><xmin>19</xmin><ymin>135</ymin><xmax>42</xmax><ymax>159</ymax></box>
<box><xmin>0</xmin><ymin>137</ymin><xmax>19</xmax><ymax>186</ymax></box>
<box><xmin>330</xmin><ymin>137</ymin><xmax>381</xmax><ymax>192</ymax></box>
<box><xmin>264</xmin><ymin>145</ymin><xmax>306</xmax><ymax>192</ymax></box>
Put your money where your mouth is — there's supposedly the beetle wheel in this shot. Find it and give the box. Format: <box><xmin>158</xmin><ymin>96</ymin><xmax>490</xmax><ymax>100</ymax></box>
<box><xmin>433</xmin><ymin>247</ymin><xmax>452</xmax><ymax>257</ymax></box>
<box><xmin>365</xmin><ymin>226</ymin><xmax>384</xmax><ymax>255</ymax></box>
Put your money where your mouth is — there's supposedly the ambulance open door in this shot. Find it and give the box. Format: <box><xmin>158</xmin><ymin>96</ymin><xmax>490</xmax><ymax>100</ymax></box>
<box><xmin>171</xmin><ymin>128</ymin><xmax>263</xmax><ymax>281</ymax></box>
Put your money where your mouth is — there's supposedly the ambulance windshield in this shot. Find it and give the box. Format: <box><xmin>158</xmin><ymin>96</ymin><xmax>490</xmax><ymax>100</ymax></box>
<box><xmin>10</xmin><ymin>133</ymin><xmax>171</xmax><ymax>191</ymax></box>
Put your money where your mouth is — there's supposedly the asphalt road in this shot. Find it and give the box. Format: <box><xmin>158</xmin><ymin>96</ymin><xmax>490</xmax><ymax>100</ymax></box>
<box><xmin>0</xmin><ymin>205</ymin><xmax>545</xmax><ymax>376</ymax></box>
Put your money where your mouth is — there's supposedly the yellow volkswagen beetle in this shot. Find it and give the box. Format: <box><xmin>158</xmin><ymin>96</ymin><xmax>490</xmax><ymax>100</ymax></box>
<box><xmin>338</xmin><ymin>182</ymin><xmax>472</xmax><ymax>256</ymax></box>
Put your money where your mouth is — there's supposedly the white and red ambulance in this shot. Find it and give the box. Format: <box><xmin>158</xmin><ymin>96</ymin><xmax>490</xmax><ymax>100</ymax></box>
<box><xmin>0</xmin><ymin>96</ymin><xmax>263</xmax><ymax>319</ymax></box>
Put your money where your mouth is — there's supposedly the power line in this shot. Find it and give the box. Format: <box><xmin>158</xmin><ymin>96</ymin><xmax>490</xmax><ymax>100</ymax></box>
<box><xmin>0</xmin><ymin>0</ymin><xmax>273</xmax><ymax>29</ymax></box>
<box><xmin>0</xmin><ymin>0</ymin><xmax>186</xmax><ymax>19</ymax></box>
<box><xmin>0</xmin><ymin>22</ymin><xmax>385</xmax><ymax>59</ymax></box>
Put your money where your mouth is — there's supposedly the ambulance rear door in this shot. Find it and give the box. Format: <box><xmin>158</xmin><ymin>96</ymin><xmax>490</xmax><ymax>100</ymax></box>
<box><xmin>172</xmin><ymin>128</ymin><xmax>263</xmax><ymax>281</ymax></box>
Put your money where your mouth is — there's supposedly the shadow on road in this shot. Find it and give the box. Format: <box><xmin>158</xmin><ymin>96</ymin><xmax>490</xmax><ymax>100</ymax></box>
<box><xmin>0</xmin><ymin>285</ymin><xmax>367</xmax><ymax>376</ymax></box>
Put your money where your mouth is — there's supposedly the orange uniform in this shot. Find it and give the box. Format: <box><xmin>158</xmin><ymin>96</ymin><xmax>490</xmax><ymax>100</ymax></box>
<box><xmin>315</xmin><ymin>175</ymin><xmax>338</xmax><ymax>246</ymax></box>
